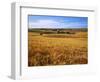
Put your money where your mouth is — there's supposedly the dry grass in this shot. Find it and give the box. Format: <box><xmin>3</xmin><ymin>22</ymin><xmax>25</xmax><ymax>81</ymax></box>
<box><xmin>28</xmin><ymin>31</ymin><xmax>88</xmax><ymax>66</ymax></box>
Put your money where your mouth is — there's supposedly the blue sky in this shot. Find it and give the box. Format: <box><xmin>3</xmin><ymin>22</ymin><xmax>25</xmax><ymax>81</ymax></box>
<box><xmin>28</xmin><ymin>15</ymin><xmax>88</xmax><ymax>29</ymax></box>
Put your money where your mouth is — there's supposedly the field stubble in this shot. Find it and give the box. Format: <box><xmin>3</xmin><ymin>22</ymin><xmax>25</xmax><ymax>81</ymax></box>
<box><xmin>28</xmin><ymin>32</ymin><xmax>88</xmax><ymax>66</ymax></box>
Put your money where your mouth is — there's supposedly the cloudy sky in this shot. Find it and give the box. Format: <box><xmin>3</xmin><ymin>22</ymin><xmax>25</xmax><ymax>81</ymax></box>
<box><xmin>28</xmin><ymin>15</ymin><xmax>88</xmax><ymax>29</ymax></box>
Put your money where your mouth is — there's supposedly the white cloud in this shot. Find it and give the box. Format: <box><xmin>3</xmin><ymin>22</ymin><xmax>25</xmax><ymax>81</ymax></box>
<box><xmin>29</xmin><ymin>19</ymin><xmax>86</xmax><ymax>29</ymax></box>
<box><xmin>29</xmin><ymin>19</ymin><xmax>64</xmax><ymax>28</ymax></box>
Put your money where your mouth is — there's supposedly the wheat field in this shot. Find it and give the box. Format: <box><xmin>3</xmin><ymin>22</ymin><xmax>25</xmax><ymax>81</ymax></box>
<box><xmin>28</xmin><ymin>30</ymin><xmax>88</xmax><ymax>66</ymax></box>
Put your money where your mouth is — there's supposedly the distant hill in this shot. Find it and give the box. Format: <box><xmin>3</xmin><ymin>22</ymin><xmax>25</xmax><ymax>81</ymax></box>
<box><xmin>28</xmin><ymin>27</ymin><xmax>88</xmax><ymax>32</ymax></box>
